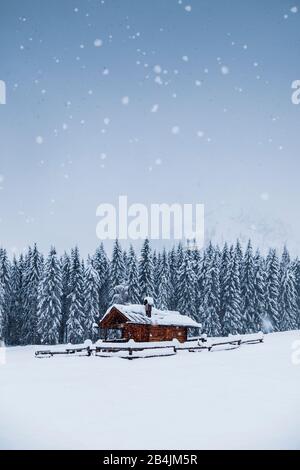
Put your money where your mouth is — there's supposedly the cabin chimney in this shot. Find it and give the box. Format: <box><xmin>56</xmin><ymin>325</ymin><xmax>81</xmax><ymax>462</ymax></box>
<box><xmin>144</xmin><ymin>297</ymin><xmax>153</xmax><ymax>318</ymax></box>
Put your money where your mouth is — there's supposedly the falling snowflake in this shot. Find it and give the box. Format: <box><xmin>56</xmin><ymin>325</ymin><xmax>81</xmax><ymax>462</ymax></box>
<box><xmin>195</xmin><ymin>80</ymin><xmax>202</xmax><ymax>86</ymax></box>
<box><xmin>171</xmin><ymin>126</ymin><xmax>180</xmax><ymax>135</ymax></box>
<box><xmin>221</xmin><ymin>66</ymin><xmax>229</xmax><ymax>75</ymax></box>
<box><xmin>104</xmin><ymin>117</ymin><xmax>110</xmax><ymax>125</ymax></box>
<box><xmin>185</xmin><ymin>5</ymin><xmax>192</xmax><ymax>12</ymax></box>
<box><xmin>94</xmin><ymin>39</ymin><xmax>103</xmax><ymax>47</ymax></box>
<box><xmin>121</xmin><ymin>96</ymin><xmax>129</xmax><ymax>105</ymax></box>
<box><xmin>260</xmin><ymin>192</ymin><xmax>270</xmax><ymax>201</ymax></box>
<box><xmin>197</xmin><ymin>130</ymin><xmax>204</xmax><ymax>138</ymax></box>
<box><xmin>151</xmin><ymin>104</ymin><xmax>159</xmax><ymax>113</ymax></box>
<box><xmin>291</xmin><ymin>6</ymin><xmax>298</xmax><ymax>13</ymax></box>
<box><xmin>153</xmin><ymin>65</ymin><xmax>162</xmax><ymax>74</ymax></box>
<box><xmin>103</xmin><ymin>68</ymin><xmax>109</xmax><ymax>75</ymax></box>
<box><xmin>35</xmin><ymin>136</ymin><xmax>44</xmax><ymax>144</ymax></box>
<box><xmin>155</xmin><ymin>158</ymin><xmax>162</xmax><ymax>165</ymax></box>
<box><xmin>182</xmin><ymin>55</ymin><xmax>189</xmax><ymax>62</ymax></box>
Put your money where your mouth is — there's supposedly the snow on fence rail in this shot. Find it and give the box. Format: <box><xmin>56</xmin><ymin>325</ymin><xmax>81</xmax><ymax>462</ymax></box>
<box><xmin>35</xmin><ymin>333</ymin><xmax>264</xmax><ymax>360</ymax></box>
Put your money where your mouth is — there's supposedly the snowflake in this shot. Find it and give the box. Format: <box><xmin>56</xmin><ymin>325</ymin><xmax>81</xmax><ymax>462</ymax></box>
<box><xmin>35</xmin><ymin>136</ymin><xmax>44</xmax><ymax>144</ymax></box>
<box><xmin>121</xmin><ymin>96</ymin><xmax>129</xmax><ymax>105</ymax></box>
<box><xmin>221</xmin><ymin>66</ymin><xmax>229</xmax><ymax>75</ymax></box>
<box><xmin>151</xmin><ymin>104</ymin><xmax>159</xmax><ymax>113</ymax></box>
<box><xmin>185</xmin><ymin>5</ymin><xmax>192</xmax><ymax>12</ymax></box>
<box><xmin>260</xmin><ymin>192</ymin><xmax>270</xmax><ymax>201</ymax></box>
<box><xmin>94</xmin><ymin>39</ymin><xmax>103</xmax><ymax>47</ymax></box>
<box><xmin>171</xmin><ymin>126</ymin><xmax>180</xmax><ymax>135</ymax></box>
<box><xmin>195</xmin><ymin>80</ymin><xmax>202</xmax><ymax>86</ymax></box>
<box><xmin>103</xmin><ymin>68</ymin><xmax>109</xmax><ymax>75</ymax></box>
<box><xmin>291</xmin><ymin>6</ymin><xmax>298</xmax><ymax>13</ymax></box>
<box><xmin>104</xmin><ymin>117</ymin><xmax>110</xmax><ymax>125</ymax></box>
<box><xmin>197</xmin><ymin>130</ymin><xmax>204</xmax><ymax>138</ymax></box>
<box><xmin>182</xmin><ymin>55</ymin><xmax>189</xmax><ymax>62</ymax></box>
<box><xmin>155</xmin><ymin>158</ymin><xmax>162</xmax><ymax>165</ymax></box>
<box><xmin>153</xmin><ymin>65</ymin><xmax>162</xmax><ymax>74</ymax></box>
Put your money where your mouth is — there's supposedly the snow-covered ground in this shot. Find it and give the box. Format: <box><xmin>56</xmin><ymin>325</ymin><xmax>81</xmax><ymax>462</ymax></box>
<box><xmin>0</xmin><ymin>331</ymin><xmax>300</xmax><ymax>450</ymax></box>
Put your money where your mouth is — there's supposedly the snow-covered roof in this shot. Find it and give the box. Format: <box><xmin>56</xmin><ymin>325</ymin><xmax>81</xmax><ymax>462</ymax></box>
<box><xmin>101</xmin><ymin>304</ymin><xmax>201</xmax><ymax>328</ymax></box>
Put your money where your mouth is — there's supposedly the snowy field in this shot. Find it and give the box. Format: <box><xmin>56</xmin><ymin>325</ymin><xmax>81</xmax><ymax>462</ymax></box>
<box><xmin>0</xmin><ymin>331</ymin><xmax>300</xmax><ymax>450</ymax></box>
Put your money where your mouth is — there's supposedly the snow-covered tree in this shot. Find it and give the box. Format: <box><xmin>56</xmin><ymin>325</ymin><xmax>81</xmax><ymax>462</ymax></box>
<box><xmin>59</xmin><ymin>253</ymin><xmax>71</xmax><ymax>343</ymax></box>
<box><xmin>139</xmin><ymin>239</ymin><xmax>154</xmax><ymax>299</ymax></box>
<box><xmin>156</xmin><ymin>248</ymin><xmax>171</xmax><ymax>310</ymax></box>
<box><xmin>7</xmin><ymin>256</ymin><xmax>25</xmax><ymax>345</ymax></box>
<box><xmin>279</xmin><ymin>248</ymin><xmax>298</xmax><ymax>331</ymax></box>
<box><xmin>168</xmin><ymin>246</ymin><xmax>178</xmax><ymax>310</ymax></box>
<box><xmin>37</xmin><ymin>247</ymin><xmax>62</xmax><ymax>345</ymax></box>
<box><xmin>22</xmin><ymin>244</ymin><xmax>43</xmax><ymax>344</ymax></box>
<box><xmin>110</xmin><ymin>239</ymin><xmax>126</xmax><ymax>301</ymax></box>
<box><xmin>222</xmin><ymin>251</ymin><xmax>243</xmax><ymax>336</ymax></box>
<box><xmin>0</xmin><ymin>281</ymin><xmax>5</xmax><ymax>341</ymax></box>
<box><xmin>177</xmin><ymin>248</ymin><xmax>197</xmax><ymax>320</ymax></box>
<box><xmin>201</xmin><ymin>306</ymin><xmax>222</xmax><ymax>337</ymax></box>
<box><xmin>201</xmin><ymin>249</ymin><xmax>221</xmax><ymax>335</ymax></box>
<box><xmin>219</xmin><ymin>243</ymin><xmax>231</xmax><ymax>326</ymax></box>
<box><xmin>66</xmin><ymin>247</ymin><xmax>85</xmax><ymax>344</ymax></box>
<box><xmin>93</xmin><ymin>244</ymin><xmax>110</xmax><ymax>316</ymax></box>
<box><xmin>127</xmin><ymin>245</ymin><xmax>140</xmax><ymax>304</ymax></box>
<box><xmin>83</xmin><ymin>260</ymin><xmax>100</xmax><ymax>340</ymax></box>
<box><xmin>253</xmin><ymin>250</ymin><xmax>266</xmax><ymax>331</ymax></box>
<box><xmin>241</xmin><ymin>240</ymin><xmax>256</xmax><ymax>332</ymax></box>
<box><xmin>293</xmin><ymin>258</ymin><xmax>300</xmax><ymax>328</ymax></box>
<box><xmin>265</xmin><ymin>249</ymin><xmax>280</xmax><ymax>332</ymax></box>
<box><xmin>0</xmin><ymin>248</ymin><xmax>11</xmax><ymax>341</ymax></box>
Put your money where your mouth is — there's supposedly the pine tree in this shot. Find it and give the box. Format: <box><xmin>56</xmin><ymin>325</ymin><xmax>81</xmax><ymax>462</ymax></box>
<box><xmin>265</xmin><ymin>249</ymin><xmax>280</xmax><ymax>332</ymax></box>
<box><xmin>293</xmin><ymin>259</ymin><xmax>300</xmax><ymax>328</ymax></box>
<box><xmin>37</xmin><ymin>247</ymin><xmax>62</xmax><ymax>345</ymax></box>
<box><xmin>139</xmin><ymin>239</ymin><xmax>154</xmax><ymax>299</ymax></box>
<box><xmin>222</xmin><ymin>251</ymin><xmax>243</xmax><ymax>336</ymax></box>
<box><xmin>93</xmin><ymin>244</ymin><xmax>110</xmax><ymax>316</ymax></box>
<box><xmin>0</xmin><ymin>248</ymin><xmax>11</xmax><ymax>341</ymax></box>
<box><xmin>0</xmin><ymin>281</ymin><xmax>4</xmax><ymax>340</ymax></box>
<box><xmin>241</xmin><ymin>240</ymin><xmax>256</xmax><ymax>332</ymax></box>
<box><xmin>177</xmin><ymin>248</ymin><xmax>197</xmax><ymax>320</ymax></box>
<box><xmin>153</xmin><ymin>251</ymin><xmax>161</xmax><ymax>300</ymax></box>
<box><xmin>22</xmin><ymin>244</ymin><xmax>43</xmax><ymax>344</ymax></box>
<box><xmin>279</xmin><ymin>247</ymin><xmax>298</xmax><ymax>331</ymax></box>
<box><xmin>60</xmin><ymin>253</ymin><xmax>71</xmax><ymax>343</ymax></box>
<box><xmin>127</xmin><ymin>245</ymin><xmax>140</xmax><ymax>304</ymax></box>
<box><xmin>253</xmin><ymin>250</ymin><xmax>266</xmax><ymax>331</ymax></box>
<box><xmin>7</xmin><ymin>256</ymin><xmax>24</xmax><ymax>345</ymax></box>
<box><xmin>201</xmin><ymin>306</ymin><xmax>222</xmax><ymax>337</ymax></box>
<box><xmin>110</xmin><ymin>239</ymin><xmax>125</xmax><ymax>300</ymax></box>
<box><xmin>168</xmin><ymin>246</ymin><xmax>178</xmax><ymax>310</ymax></box>
<box><xmin>201</xmin><ymin>249</ymin><xmax>221</xmax><ymax>331</ymax></box>
<box><xmin>156</xmin><ymin>248</ymin><xmax>171</xmax><ymax>310</ymax></box>
<box><xmin>83</xmin><ymin>260</ymin><xmax>100</xmax><ymax>340</ymax></box>
<box><xmin>219</xmin><ymin>243</ymin><xmax>230</xmax><ymax>325</ymax></box>
<box><xmin>66</xmin><ymin>247</ymin><xmax>85</xmax><ymax>343</ymax></box>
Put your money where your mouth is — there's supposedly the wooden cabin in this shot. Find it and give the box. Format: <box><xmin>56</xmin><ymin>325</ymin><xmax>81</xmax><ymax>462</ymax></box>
<box><xmin>98</xmin><ymin>299</ymin><xmax>201</xmax><ymax>343</ymax></box>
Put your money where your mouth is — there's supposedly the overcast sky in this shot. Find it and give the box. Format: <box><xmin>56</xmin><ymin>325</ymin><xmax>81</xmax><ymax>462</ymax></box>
<box><xmin>0</xmin><ymin>0</ymin><xmax>299</xmax><ymax>257</ymax></box>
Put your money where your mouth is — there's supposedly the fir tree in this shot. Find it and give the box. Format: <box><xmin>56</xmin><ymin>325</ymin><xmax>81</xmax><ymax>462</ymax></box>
<box><xmin>0</xmin><ymin>281</ymin><xmax>4</xmax><ymax>340</ymax></box>
<box><xmin>60</xmin><ymin>252</ymin><xmax>71</xmax><ymax>343</ymax></box>
<box><xmin>201</xmin><ymin>249</ymin><xmax>221</xmax><ymax>330</ymax></box>
<box><xmin>110</xmin><ymin>239</ymin><xmax>125</xmax><ymax>300</ymax></box>
<box><xmin>22</xmin><ymin>244</ymin><xmax>43</xmax><ymax>344</ymax></box>
<box><xmin>168</xmin><ymin>246</ymin><xmax>178</xmax><ymax>310</ymax></box>
<box><xmin>0</xmin><ymin>248</ymin><xmax>11</xmax><ymax>341</ymax></box>
<box><xmin>177</xmin><ymin>248</ymin><xmax>197</xmax><ymax>320</ymax></box>
<box><xmin>127</xmin><ymin>245</ymin><xmax>140</xmax><ymax>304</ymax></box>
<box><xmin>66</xmin><ymin>247</ymin><xmax>85</xmax><ymax>343</ymax></box>
<box><xmin>139</xmin><ymin>239</ymin><xmax>154</xmax><ymax>299</ymax></box>
<box><xmin>222</xmin><ymin>251</ymin><xmax>243</xmax><ymax>336</ymax></box>
<box><xmin>83</xmin><ymin>260</ymin><xmax>100</xmax><ymax>340</ymax></box>
<box><xmin>265</xmin><ymin>249</ymin><xmax>280</xmax><ymax>332</ymax></box>
<box><xmin>241</xmin><ymin>240</ymin><xmax>256</xmax><ymax>332</ymax></box>
<box><xmin>93</xmin><ymin>244</ymin><xmax>110</xmax><ymax>316</ymax></box>
<box><xmin>156</xmin><ymin>248</ymin><xmax>171</xmax><ymax>310</ymax></box>
<box><xmin>279</xmin><ymin>248</ymin><xmax>298</xmax><ymax>331</ymax></box>
<box><xmin>201</xmin><ymin>306</ymin><xmax>222</xmax><ymax>337</ymax></box>
<box><xmin>7</xmin><ymin>256</ymin><xmax>24</xmax><ymax>345</ymax></box>
<box><xmin>253</xmin><ymin>250</ymin><xmax>266</xmax><ymax>331</ymax></box>
<box><xmin>37</xmin><ymin>247</ymin><xmax>62</xmax><ymax>345</ymax></box>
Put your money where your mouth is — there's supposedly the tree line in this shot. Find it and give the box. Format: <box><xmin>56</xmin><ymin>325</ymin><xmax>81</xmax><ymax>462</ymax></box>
<box><xmin>0</xmin><ymin>239</ymin><xmax>299</xmax><ymax>346</ymax></box>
